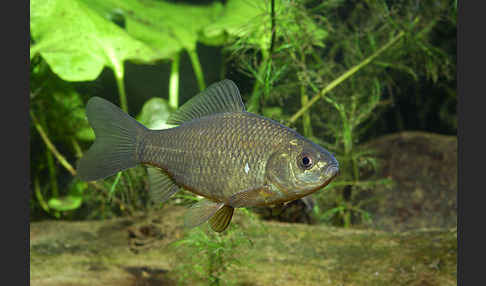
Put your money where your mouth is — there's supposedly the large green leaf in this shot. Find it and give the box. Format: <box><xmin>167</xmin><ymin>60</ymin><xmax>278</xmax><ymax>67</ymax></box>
<box><xmin>203</xmin><ymin>0</ymin><xmax>276</xmax><ymax>50</ymax></box>
<box><xmin>51</xmin><ymin>88</ymin><xmax>95</xmax><ymax>142</ymax></box>
<box><xmin>31</xmin><ymin>73</ymin><xmax>94</xmax><ymax>142</ymax></box>
<box><xmin>30</xmin><ymin>0</ymin><xmax>161</xmax><ymax>81</ymax></box>
<box><xmin>136</xmin><ymin>97</ymin><xmax>174</xmax><ymax>130</ymax></box>
<box><xmin>80</xmin><ymin>0</ymin><xmax>223</xmax><ymax>54</ymax></box>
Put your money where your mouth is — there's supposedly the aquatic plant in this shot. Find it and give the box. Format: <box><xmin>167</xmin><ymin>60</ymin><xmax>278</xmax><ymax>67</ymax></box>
<box><xmin>303</xmin><ymin>0</ymin><xmax>455</xmax><ymax>227</ymax></box>
<box><xmin>29</xmin><ymin>0</ymin><xmax>282</xmax><ymax>218</ymax></box>
<box><xmin>30</xmin><ymin>0</ymin><xmax>220</xmax><ymax>218</ymax></box>
<box><xmin>225</xmin><ymin>0</ymin><xmax>456</xmax><ymax>227</ymax></box>
<box><xmin>170</xmin><ymin>211</ymin><xmax>259</xmax><ymax>285</ymax></box>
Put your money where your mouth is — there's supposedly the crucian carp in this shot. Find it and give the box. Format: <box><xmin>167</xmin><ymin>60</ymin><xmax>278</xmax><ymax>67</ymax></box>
<box><xmin>77</xmin><ymin>79</ymin><xmax>339</xmax><ymax>232</ymax></box>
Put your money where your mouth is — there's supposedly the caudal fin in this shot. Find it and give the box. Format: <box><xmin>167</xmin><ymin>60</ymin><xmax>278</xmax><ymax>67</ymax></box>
<box><xmin>77</xmin><ymin>97</ymin><xmax>148</xmax><ymax>181</ymax></box>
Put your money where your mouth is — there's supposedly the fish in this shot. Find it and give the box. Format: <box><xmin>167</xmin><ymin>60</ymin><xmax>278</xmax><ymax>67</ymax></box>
<box><xmin>77</xmin><ymin>79</ymin><xmax>339</xmax><ymax>232</ymax></box>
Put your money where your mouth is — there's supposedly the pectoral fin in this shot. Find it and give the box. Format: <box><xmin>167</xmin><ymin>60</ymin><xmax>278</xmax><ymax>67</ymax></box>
<box><xmin>229</xmin><ymin>187</ymin><xmax>275</xmax><ymax>207</ymax></box>
<box><xmin>209</xmin><ymin>205</ymin><xmax>234</xmax><ymax>232</ymax></box>
<box><xmin>184</xmin><ymin>199</ymin><xmax>224</xmax><ymax>229</ymax></box>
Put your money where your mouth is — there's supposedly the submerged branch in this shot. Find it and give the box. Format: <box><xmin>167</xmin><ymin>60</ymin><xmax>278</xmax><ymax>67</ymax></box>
<box><xmin>288</xmin><ymin>30</ymin><xmax>406</xmax><ymax>124</ymax></box>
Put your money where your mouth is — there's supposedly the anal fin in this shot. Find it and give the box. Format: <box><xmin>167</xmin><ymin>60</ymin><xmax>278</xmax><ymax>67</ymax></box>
<box><xmin>184</xmin><ymin>199</ymin><xmax>224</xmax><ymax>229</ymax></box>
<box><xmin>209</xmin><ymin>205</ymin><xmax>234</xmax><ymax>232</ymax></box>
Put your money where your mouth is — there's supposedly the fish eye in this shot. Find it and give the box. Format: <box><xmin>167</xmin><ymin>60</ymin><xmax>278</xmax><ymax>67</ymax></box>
<box><xmin>299</xmin><ymin>153</ymin><xmax>313</xmax><ymax>170</ymax></box>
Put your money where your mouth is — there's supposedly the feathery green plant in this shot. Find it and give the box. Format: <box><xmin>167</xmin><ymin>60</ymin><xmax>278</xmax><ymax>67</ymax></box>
<box><xmin>225</xmin><ymin>0</ymin><xmax>455</xmax><ymax>227</ymax></box>
<box><xmin>170</xmin><ymin>210</ymin><xmax>261</xmax><ymax>285</ymax></box>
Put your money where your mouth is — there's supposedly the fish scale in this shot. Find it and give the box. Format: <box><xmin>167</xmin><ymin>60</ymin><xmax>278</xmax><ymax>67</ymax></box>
<box><xmin>140</xmin><ymin>112</ymin><xmax>291</xmax><ymax>202</ymax></box>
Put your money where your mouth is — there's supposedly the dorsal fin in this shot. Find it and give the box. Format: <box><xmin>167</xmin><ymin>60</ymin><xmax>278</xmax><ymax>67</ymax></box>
<box><xmin>166</xmin><ymin>79</ymin><xmax>246</xmax><ymax>125</ymax></box>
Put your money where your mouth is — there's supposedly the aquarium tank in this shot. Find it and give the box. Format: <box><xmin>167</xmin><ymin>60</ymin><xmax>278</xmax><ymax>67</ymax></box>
<box><xmin>30</xmin><ymin>0</ymin><xmax>457</xmax><ymax>285</ymax></box>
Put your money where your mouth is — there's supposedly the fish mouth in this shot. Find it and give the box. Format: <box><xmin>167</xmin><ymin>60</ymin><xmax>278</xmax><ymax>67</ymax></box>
<box><xmin>325</xmin><ymin>165</ymin><xmax>339</xmax><ymax>179</ymax></box>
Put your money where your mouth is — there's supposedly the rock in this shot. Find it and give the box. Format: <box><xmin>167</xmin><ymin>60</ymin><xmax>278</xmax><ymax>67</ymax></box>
<box><xmin>251</xmin><ymin>196</ymin><xmax>316</xmax><ymax>224</ymax></box>
<box><xmin>362</xmin><ymin>131</ymin><xmax>457</xmax><ymax>231</ymax></box>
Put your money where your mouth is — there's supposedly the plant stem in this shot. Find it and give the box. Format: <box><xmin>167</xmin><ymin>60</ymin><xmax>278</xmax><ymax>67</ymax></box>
<box><xmin>93</xmin><ymin>181</ymin><xmax>134</xmax><ymax>216</ymax></box>
<box><xmin>34</xmin><ymin>176</ymin><xmax>50</xmax><ymax>213</ymax></box>
<box><xmin>300</xmin><ymin>54</ymin><xmax>313</xmax><ymax>137</ymax></box>
<box><xmin>31</xmin><ymin>110</ymin><xmax>76</xmax><ymax>176</ymax></box>
<box><xmin>39</xmin><ymin>112</ymin><xmax>59</xmax><ymax>198</ymax></box>
<box><xmin>71</xmin><ymin>138</ymin><xmax>83</xmax><ymax>159</ymax></box>
<box><xmin>169</xmin><ymin>52</ymin><xmax>181</xmax><ymax>109</ymax></box>
<box><xmin>123</xmin><ymin>169</ymin><xmax>136</xmax><ymax>206</ymax></box>
<box><xmin>343</xmin><ymin>203</ymin><xmax>351</xmax><ymax>228</ymax></box>
<box><xmin>219</xmin><ymin>49</ymin><xmax>227</xmax><ymax>80</ymax></box>
<box><xmin>115</xmin><ymin>72</ymin><xmax>128</xmax><ymax>113</ymax></box>
<box><xmin>45</xmin><ymin>147</ymin><xmax>59</xmax><ymax>196</ymax></box>
<box><xmin>247</xmin><ymin>50</ymin><xmax>270</xmax><ymax>113</ymax></box>
<box><xmin>288</xmin><ymin>30</ymin><xmax>405</xmax><ymax>124</ymax></box>
<box><xmin>301</xmin><ymin>87</ymin><xmax>313</xmax><ymax>137</ymax></box>
<box><xmin>270</xmin><ymin>0</ymin><xmax>276</xmax><ymax>53</ymax></box>
<box><xmin>109</xmin><ymin>172</ymin><xmax>123</xmax><ymax>199</ymax></box>
<box><xmin>188</xmin><ymin>49</ymin><xmax>206</xmax><ymax>91</ymax></box>
<box><xmin>107</xmin><ymin>45</ymin><xmax>129</xmax><ymax>112</ymax></box>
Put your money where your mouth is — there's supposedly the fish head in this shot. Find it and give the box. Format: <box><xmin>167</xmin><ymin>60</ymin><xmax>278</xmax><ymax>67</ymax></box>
<box><xmin>266</xmin><ymin>137</ymin><xmax>339</xmax><ymax>198</ymax></box>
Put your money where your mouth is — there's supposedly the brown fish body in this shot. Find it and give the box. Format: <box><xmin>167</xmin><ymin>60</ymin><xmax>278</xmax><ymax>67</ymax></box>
<box><xmin>139</xmin><ymin>111</ymin><xmax>306</xmax><ymax>206</ymax></box>
<box><xmin>77</xmin><ymin>79</ymin><xmax>339</xmax><ymax>232</ymax></box>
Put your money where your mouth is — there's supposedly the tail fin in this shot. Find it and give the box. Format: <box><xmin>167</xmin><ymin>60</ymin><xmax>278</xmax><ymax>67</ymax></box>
<box><xmin>77</xmin><ymin>97</ymin><xmax>148</xmax><ymax>181</ymax></box>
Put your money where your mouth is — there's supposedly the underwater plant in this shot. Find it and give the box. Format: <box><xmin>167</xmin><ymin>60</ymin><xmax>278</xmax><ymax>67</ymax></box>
<box><xmin>170</xmin><ymin>209</ymin><xmax>261</xmax><ymax>285</ymax></box>
<box><xmin>224</xmin><ymin>0</ymin><xmax>456</xmax><ymax>227</ymax></box>
<box><xmin>30</xmin><ymin>0</ymin><xmax>222</xmax><ymax>218</ymax></box>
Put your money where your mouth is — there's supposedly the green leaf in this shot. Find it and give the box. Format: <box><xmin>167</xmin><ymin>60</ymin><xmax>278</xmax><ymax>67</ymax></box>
<box><xmin>75</xmin><ymin>127</ymin><xmax>95</xmax><ymax>142</ymax></box>
<box><xmin>136</xmin><ymin>97</ymin><xmax>174</xmax><ymax>130</ymax></box>
<box><xmin>204</xmin><ymin>0</ymin><xmax>277</xmax><ymax>50</ymax></box>
<box><xmin>262</xmin><ymin>106</ymin><xmax>283</xmax><ymax>119</ymax></box>
<box><xmin>321</xmin><ymin>206</ymin><xmax>345</xmax><ymax>221</ymax></box>
<box><xmin>109</xmin><ymin>172</ymin><xmax>123</xmax><ymax>199</ymax></box>
<box><xmin>54</xmin><ymin>90</ymin><xmax>95</xmax><ymax>141</ymax></box>
<box><xmin>30</xmin><ymin>0</ymin><xmax>161</xmax><ymax>82</ymax></box>
<box><xmin>80</xmin><ymin>0</ymin><xmax>223</xmax><ymax>54</ymax></box>
<box><xmin>48</xmin><ymin>196</ymin><xmax>83</xmax><ymax>212</ymax></box>
<box><xmin>204</xmin><ymin>0</ymin><xmax>327</xmax><ymax>51</ymax></box>
<box><xmin>32</xmin><ymin>77</ymin><xmax>94</xmax><ymax>142</ymax></box>
<box><xmin>47</xmin><ymin>180</ymin><xmax>87</xmax><ymax>212</ymax></box>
